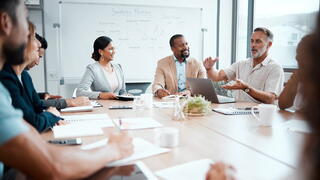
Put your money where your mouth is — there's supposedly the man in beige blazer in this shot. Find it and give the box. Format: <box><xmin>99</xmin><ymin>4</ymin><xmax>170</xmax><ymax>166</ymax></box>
<box><xmin>152</xmin><ymin>34</ymin><xmax>206</xmax><ymax>98</ymax></box>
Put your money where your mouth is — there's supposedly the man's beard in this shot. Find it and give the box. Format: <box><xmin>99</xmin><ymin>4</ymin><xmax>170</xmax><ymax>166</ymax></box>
<box><xmin>180</xmin><ymin>49</ymin><xmax>190</xmax><ymax>59</ymax></box>
<box><xmin>3</xmin><ymin>43</ymin><xmax>26</xmax><ymax>65</ymax></box>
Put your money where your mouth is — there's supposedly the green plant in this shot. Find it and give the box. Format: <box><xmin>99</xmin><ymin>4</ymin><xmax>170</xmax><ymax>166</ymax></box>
<box><xmin>182</xmin><ymin>95</ymin><xmax>211</xmax><ymax>114</ymax></box>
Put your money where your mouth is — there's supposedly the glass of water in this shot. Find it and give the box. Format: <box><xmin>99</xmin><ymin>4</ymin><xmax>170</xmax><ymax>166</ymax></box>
<box><xmin>133</xmin><ymin>96</ymin><xmax>144</xmax><ymax>110</ymax></box>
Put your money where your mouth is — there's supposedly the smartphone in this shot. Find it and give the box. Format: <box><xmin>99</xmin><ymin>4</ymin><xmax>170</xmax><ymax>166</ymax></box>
<box><xmin>48</xmin><ymin>138</ymin><xmax>82</xmax><ymax>145</ymax></box>
<box><xmin>109</xmin><ymin>105</ymin><xmax>133</xmax><ymax>109</ymax></box>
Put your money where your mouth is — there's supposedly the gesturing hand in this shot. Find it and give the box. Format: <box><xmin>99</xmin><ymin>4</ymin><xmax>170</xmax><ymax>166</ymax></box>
<box><xmin>203</xmin><ymin>57</ymin><xmax>219</xmax><ymax>70</ymax></box>
<box><xmin>222</xmin><ymin>79</ymin><xmax>248</xmax><ymax>90</ymax></box>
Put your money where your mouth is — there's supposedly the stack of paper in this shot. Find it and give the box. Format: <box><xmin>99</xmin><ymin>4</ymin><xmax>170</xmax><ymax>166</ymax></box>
<box><xmin>156</xmin><ymin>159</ymin><xmax>213</xmax><ymax>180</ymax></box>
<box><xmin>60</xmin><ymin>105</ymin><xmax>93</xmax><ymax>112</ymax></box>
<box><xmin>284</xmin><ymin>119</ymin><xmax>311</xmax><ymax>133</ymax></box>
<box><xmin>112</xmin><ymin>117</ymin><xmax>163</xmax><ymax>130</ymax></box>
<box><xmin>81</xmin><ymin>138</ymin><xmax>170</xmax><ymax>166</ymax></box>
<box><xmin>61</xmin><ymin>113</ymin><xmax>113</xmax><ymax>128</ymax></box>
<box><xmin>53</xmin><ymin>114</ymin><xmax>114</xmax><ymax>138</ymax></box>
<box><xmin>52</xmin><ymin>125</ymin><xmax>103</xmax><ymax>138</ymax></box>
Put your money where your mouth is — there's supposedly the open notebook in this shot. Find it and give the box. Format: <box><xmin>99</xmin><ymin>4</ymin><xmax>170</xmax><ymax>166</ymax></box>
<box><xmin>53</xmin><ymin>114</ymin><xmax>113</xmax><ymax>138</ymax></box>
<box><xmin>212</xmin><ymin>107</ymin><xmax>259</xmax><ymax>115</ymax></box>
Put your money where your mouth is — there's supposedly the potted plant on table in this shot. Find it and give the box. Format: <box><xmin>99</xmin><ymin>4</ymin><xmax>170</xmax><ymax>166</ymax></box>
<box><xmin>182</xmin><ymin>95</ymin><xmax>211</xmax><ymax>116</ymax></box>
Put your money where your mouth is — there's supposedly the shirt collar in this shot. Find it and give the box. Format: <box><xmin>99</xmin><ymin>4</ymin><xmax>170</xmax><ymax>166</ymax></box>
<box><xmin>250</xmin><ymin>55</ymin><xmax>271</xmax><ymax>67</ymax></box>
<box><xmin>173</xmin><ymin>55</ymin><xmax>187</xmax><ymax>63</ymax></box>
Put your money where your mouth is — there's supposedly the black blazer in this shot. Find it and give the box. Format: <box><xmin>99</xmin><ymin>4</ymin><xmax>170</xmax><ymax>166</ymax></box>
<box><xmin>0</xmin><ymin>64</ymin><xmax>60</xmax><ymax>132</ymax></box>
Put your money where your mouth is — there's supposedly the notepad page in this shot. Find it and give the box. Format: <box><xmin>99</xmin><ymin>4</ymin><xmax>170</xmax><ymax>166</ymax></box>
<box><xmin>156</xmin><ymin>159</ymin><xmax>213</xmax><ymax>180</ymax></box>
<box><xmin>61</xmin><ymin>113</ymin><xmax>114</xmax><ymax>128</ymax></box>
<box><xmin>53</xmin><ymin>125</ymin><xmax>103</xmax><ymax>138</ymax></box>
<box><xmin>81</xmin><ymin>138</ymin><xmax>170</xmax><ymax>166</ymax></box>
<box><xmin>112</xmin><ymin>117</ymin><xmax>163</xmax><ymax>130</ymax></box>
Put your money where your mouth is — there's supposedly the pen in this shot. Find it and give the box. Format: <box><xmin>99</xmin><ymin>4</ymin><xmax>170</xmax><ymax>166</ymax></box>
<box><xmin>112</xmin><ymin>118</ymin><xmax>122</xmax><ymax>133</ymax></box>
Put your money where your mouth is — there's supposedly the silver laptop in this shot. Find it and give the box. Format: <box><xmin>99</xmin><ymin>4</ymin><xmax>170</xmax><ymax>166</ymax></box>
<box><xmin>187</xmin><ymin>78</ymin><xmax>236</xmax><ymax>104</ymax></box>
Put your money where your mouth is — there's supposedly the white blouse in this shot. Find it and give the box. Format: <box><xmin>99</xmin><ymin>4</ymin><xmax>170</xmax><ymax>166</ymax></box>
<box><xmin>102</xmin><ymin>68</ymin><xmax>119</xmax><ymax>93</ymax></box>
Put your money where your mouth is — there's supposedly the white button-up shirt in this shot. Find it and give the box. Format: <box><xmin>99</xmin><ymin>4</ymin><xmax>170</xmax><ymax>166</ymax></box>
<box><xmin>223</xmin><ymin>56</ymin><xmax>284</xmax><ymax>103</ymax></box>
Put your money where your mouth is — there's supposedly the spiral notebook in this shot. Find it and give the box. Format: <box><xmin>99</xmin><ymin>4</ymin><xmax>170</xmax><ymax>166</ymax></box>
<box><xmin>212</xmin><ymin>108</ymin><xmax>259</xmax><ymax>115</ymax></box>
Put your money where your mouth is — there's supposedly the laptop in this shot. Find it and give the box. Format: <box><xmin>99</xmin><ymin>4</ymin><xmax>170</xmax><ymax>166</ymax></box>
<box><xmin>187</xmin><ymin>78</ymin><xmax>236</xmax><ymax>104</ymax></box>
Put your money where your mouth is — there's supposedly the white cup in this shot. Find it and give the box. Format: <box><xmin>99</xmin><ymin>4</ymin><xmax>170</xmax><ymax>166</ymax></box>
<box><xmin>251</xmin><ymin>104</ymin><xmax>277</xmax><ymax>126</ymax></box>
<box><xmin>141</xmin><ymin>93</ymin><xmax>153</xmax><ymax>109</ymax></box>
<box><xmin>154</xmin><ymin>127</ymin><xmax>179</xmax><ymax>148</ymax></box>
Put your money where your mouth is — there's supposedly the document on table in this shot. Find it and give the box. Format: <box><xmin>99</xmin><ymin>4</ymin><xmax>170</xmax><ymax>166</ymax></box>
<box><xmin>60</xmin><ymin>105</ymin><xmax>93</xmax><ymax>112</ymax></box>
<box><xmin>53</xmin><ymin>114</ymin><xmax>113</xmax><ymax>138</ymax></box>
<box><xmin>61</xmin><ymin>113</ymin><xmax>114</xmax><ymax>128</ymax></box>
<box><xmin>284</xmin><ymin>119</ymin><xmax>311</xmax><ymax>133</ymax></box>
<box><xmin>91</xmin><ymin>101</ymin><xmax>103</xmax><ymax>107</ymax></box>
<box><xmin>153</xmin><ymin>102</ymin><xmax>175</xmax><ymax>108</ymax></box>
<box><xmin>156</xmin><ymin>159</ymin><xmax>213</xmax><ymax>180</ymax></box>
<box><xmin>112</xmin><ymin>117</ymin><xmax>163</xmax><ymax>130</ymax></box>
<box><xmin>81</xmin><ymin>138</ymin><xmax>170</xmax><ymax>166</ymax></box>
<box><xmin>52</xmin><ymin>125</ymin><xmax>103</xmax><ymax>138</ymax></box>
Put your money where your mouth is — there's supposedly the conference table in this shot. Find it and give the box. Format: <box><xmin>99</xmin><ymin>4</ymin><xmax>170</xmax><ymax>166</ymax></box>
<box><xmin>42</xmin><ymin>98</ymin><xmax>305</xmax><ymax>180</ymax></box>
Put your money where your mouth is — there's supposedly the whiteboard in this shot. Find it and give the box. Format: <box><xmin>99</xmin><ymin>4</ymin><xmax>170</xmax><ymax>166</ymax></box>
<box><xmin>59</xmin><ymin>1</ymin><xmax>202</xmax><ymax>82</ymax></box>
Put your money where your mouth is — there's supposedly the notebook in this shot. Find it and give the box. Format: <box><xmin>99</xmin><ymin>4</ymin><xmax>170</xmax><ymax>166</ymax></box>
<box><xmin>61</xmin><ymin>113</ymin><xmax>113</xmax><ymax>128</ymax></box>
<box><xmin>212</xmin><ymin>107</ymin><xmax>259</xmax><ymax>115</ymax></box>
<box><xmin>60</xmin><ymin>105</ymin><xmax>93</xmax><ymax>112</ymax></box>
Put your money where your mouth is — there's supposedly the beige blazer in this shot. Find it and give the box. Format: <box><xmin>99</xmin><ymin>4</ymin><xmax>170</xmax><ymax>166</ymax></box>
<box><xmin>152</xmin><ymin>55</ymin><xmax>206</xmax><ymax>94</ymax></box>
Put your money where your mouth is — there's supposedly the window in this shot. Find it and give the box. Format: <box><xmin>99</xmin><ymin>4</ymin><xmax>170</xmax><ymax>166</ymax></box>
<box><xmin>235</xmin><ymin>0</ymin><xmax>249</xmax><ymax>62</ymax></box>
<box><xmin>254</xmin><ymin>0</ymin><xmax>319</xmax><ymax>69</ymax></box>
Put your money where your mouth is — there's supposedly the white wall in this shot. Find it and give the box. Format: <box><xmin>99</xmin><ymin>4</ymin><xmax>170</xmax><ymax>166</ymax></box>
<box><xmin>41</xmin><ymin>0</ymin><xmax>218</xmax><ymax>97</ymax></box>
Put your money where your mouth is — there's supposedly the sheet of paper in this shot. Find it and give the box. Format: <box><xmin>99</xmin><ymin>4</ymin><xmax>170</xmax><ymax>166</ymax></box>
<box><xmin>61</xmin><ymin>113</ymin><xmax>114</xmax><ymax>128</ymax></box>
<box><xmin>60</xmin><ymin>105</ymin><xmax>93</xmax><ymax>112</ymax></box>
<box><xmin>156</xmin><ymin>159</ymin><xmax>213</xmax><ymax>180</ymax></box>
<box><xmin>153</xmin><ymin>102</ymin><xmax>175</xmax><ymax>108</ymax></box>
<box><xmin>81</xmin><ymin>138</ymin><xmax>170</xmax><ymax>166</ymax></box>
<box><xmin>53</xmin><ymin>125</ymin><xmax>103</xmax><ymax>138</ymax></box>
<box><xmin>113</xmin><ymin>117</ymin><xmax>163</xmax><ymax>130</ymax></box>
<box><xmin>284</xmin><ymin>119</ymin><xmax>311</xmax><ymax>133</ymax></box>
<box><xmin>91</xmin><ymin>101</ymin><xmax>103</xmax><ymax>107</ymax></box>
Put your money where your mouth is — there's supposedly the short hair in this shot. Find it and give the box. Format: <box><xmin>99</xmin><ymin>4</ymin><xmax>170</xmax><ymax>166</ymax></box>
<box><xmin>169</xmin><ymin>34</ymin><xmax>184</xmax><ymax>47</ymax></box>
<box><xmin>24</xmin><ymin>21</ymin><xmax>36</xmax><ymax>60</ymax></box>
<box><xmin>254</xmin><ymin>27</ymin><xmax>273</xmax><ymax>42</ymax></box>
<box><xmin>0</xmin><ymin>0</ymin><xmax>21</xmax><ymax>24</ymax></box>
<box><xmin>91</xmin><ymin>36</ymin><xmax>112</xmax><ymax>61</ymax></box>
<box><xmin>36</xmin><ymin>33</ymin><xmax>48</xmax><ymax>49</ymax></box>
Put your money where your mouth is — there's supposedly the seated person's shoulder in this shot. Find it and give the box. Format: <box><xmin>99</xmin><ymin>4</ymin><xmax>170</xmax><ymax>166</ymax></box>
<box><xmin>267</xmin><ymin>59</ymin><xmax>283</xmax><ymax>70</ymax></box>
<box><xmin>157</xmin><ymin>55</ymin><xmax>172</xmax><ymax>65</ymax></box>
<box><xmin>86</xmin><ymin>62</ymin><xmax>100</xmax><ymax>71</ymax></box>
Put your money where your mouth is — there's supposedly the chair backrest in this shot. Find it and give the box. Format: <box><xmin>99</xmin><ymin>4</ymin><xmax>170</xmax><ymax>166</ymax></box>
<box><xmin>72</xmin><ymin>88</ymin><xmax>77</xmax><ymax>98</ymax></box>
<box><xmin>125</xmin><ymin>82</ymin><xmax>151</xmax><ymax>96</ymax></box>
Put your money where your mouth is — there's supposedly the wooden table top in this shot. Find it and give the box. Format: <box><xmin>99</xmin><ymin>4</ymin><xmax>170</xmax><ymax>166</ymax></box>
<box><xmin>42</xmin><ymin>98</ymin><xmax>305</xmax><ymax>180</ymax></box>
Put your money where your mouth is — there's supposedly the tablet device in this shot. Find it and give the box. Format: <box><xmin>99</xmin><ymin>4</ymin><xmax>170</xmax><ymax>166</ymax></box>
<box><xmin>116</xmin><ymin>95</ymin><xmax>135</xmax><ymax>101</ymax></box>
<box><xmin>86</xmin><ymin>161</ymin><xmax>157</xmax><ymax>180</ymax></box>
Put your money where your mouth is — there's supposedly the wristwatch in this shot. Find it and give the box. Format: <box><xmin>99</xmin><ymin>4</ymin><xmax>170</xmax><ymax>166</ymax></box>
<box><xmin>244</xmin><ymin>87</ymin><xmax>250</xmax><ymax>93</ymax></box>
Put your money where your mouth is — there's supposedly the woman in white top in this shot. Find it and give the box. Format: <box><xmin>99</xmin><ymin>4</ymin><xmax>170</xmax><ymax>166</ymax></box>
<box><xmin>77</xmin><ymin>36</ymin><xmax>126</xmax><ymax>99</ymax></box>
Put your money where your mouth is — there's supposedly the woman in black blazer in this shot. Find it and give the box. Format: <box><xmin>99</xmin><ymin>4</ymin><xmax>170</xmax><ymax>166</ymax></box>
<box><xmin>0</xmin><ymin>21</ymin><xmax>62</xmax><ymax>132</ymax></box>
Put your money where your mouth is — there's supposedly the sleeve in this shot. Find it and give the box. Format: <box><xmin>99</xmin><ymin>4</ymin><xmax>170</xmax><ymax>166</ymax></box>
<box><xmin>264</xmin><ymin>65</ymin><xmax>285</xmax><ymax>96</ymax></box>
<box><xmin>37</xmin><ymin>92</ymin><xmax>48</xmax><ymax>99</ymax></box>
<box><xmin>117</xmin><ymin>64</ymin><xmax>127</xmax><ymax>95</ymax></box>
<box><xmin>1</xmin><ymin>77</ymin><xmax>60</xmax><ymax>132</ymax></box>
<box><xmin>0</xmin><ymin>85</ymin><xmax>28</xmax><ymax>146</ymax></box>
<box><xmin>196</xmin><ymin>60</ymin><xmax>207</xmax><ymax>78</ymax></box>
<box><xmin>223</xmin><ymin>62</ymin><xmax>238</xmax><ymax>81</ymax></box>
<box><xmin>76</xmin><ymin>66</ymin><xmax>101</xmax><ymax>99</ymax></box>
<box><xmin>152</xmin><ymin>61</ymin><xmax>166</xmax><ymax>94</ymax></box>
<box><xmin>41</xmin><ymin>99</ymin><xmax>67</xmax><ymax>110</ymax></box>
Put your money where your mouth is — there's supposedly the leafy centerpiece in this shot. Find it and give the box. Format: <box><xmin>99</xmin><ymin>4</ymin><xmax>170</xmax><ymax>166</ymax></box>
<box><xmin>182</xmin><ymin>95</ymin><xmax>211</xmax><ymax>116</ymax></box>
